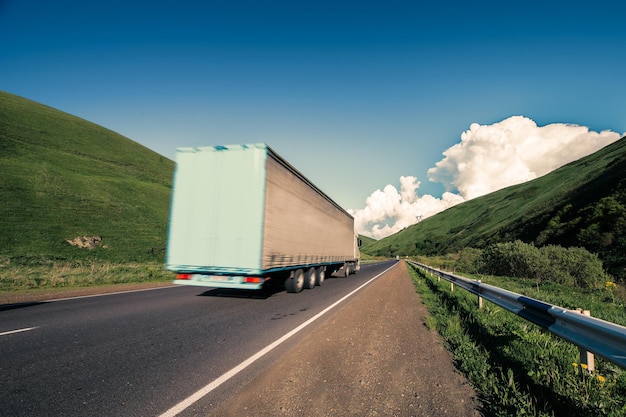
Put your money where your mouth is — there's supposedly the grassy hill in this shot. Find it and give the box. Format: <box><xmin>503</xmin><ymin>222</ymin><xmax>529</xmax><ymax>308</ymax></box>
<box><xmin>357</xmin><ymin>234</ymin><xmax>379</xmax><ymax>261</ymax></box>
<box><xmin>366</xmin><ymin>136</ymin><xmax>626</xmax><ymax>279</ymax></box>
<box><xmin>0</xmin><ymin>91</ymin><xmax>175</xmax><ymax>264</ymax></box>
<box><xmin>358</xmin><ymin>234</ymin><xmax>377</xmax><ymax>250</ymax></box>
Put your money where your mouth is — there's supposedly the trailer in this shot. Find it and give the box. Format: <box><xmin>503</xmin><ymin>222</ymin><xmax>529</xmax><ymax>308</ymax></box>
<box><xmin>165</xmin><ymin>143</ymin><xmax>360</xmax><ymax>293</ymax></box>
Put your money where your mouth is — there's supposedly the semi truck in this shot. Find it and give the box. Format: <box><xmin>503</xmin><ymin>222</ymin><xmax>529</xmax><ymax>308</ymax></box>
<box><xmin>165</xmin><ymin>143</ymin><xmax>360</xmax><ymax>293</ymax></box>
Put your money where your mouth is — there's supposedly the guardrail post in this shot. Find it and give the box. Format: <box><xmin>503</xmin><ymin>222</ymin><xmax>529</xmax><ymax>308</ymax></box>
<box><xmin>577</xmin><ymin>309</ymin><xmax>595</xmax><ymax>372</ymax></box>
<box><xmin>450</xmin><ymin>282</ymin><xmax>454</xmax><ymax>292</ymax></box>
<box><xmin>477</xmin><ymin>280</ymin><xmax>483</xmax><ymax>309</ymax></box>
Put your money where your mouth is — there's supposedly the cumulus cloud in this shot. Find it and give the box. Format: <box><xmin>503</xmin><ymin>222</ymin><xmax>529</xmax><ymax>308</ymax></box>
<box><xmin>352</xmin><ymin>116</ymin><xmax>623</xmax><ymax>239</ymax></box>
<box><xmin>349</xmin><ymin>177</ymin><xmax>463</xmax><ymax>240</ymax></box>
<box><xmin>428</xmin><ymin>116</ymin><xmax>621</xmax><ymax>200</ymax></box>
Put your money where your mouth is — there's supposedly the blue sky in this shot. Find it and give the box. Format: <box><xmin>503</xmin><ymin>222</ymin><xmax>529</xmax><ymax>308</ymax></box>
<box><xmin>1</xmin><ymin>0</ymin><xmax>625</xmax><ymax>235</ymax></box>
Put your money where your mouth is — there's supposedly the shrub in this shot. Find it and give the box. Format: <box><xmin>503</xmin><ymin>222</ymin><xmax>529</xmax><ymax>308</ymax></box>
<box><xmin>540</xmin><ymin>245</ymin><xmax>577</xmax><ymax>286</ymax></box>
<box><xmin>455</xmin><ymin>247</ymin><xmax>484</xmax><ymax>274</ymax></box>
<box><xmin>480</xmin><ymin>240</ymin><xmax>547</xmax><ymax>280</ymax></box>
<box><xmin>562</xmin><ymin>247</ymin><xmax>609</xmax><ymax>289</ymax></box>
<box><xmin>479</xmin><ymin>241</ymin><xmax>610</xmax><ymax>289</ymax></box>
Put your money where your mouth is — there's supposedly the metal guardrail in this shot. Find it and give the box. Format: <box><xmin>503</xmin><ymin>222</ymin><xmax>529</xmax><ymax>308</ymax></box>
<box><xmin>407</xmin><ymin>260</ymin><xmax>626</xmax><ymax>370</ymax></box>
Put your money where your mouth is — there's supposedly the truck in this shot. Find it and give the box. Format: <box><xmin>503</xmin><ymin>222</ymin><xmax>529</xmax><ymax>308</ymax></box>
<box><xmin>165</xmin><ymin>143</ymin><xmax>360</xmax><ymax>293</ymax></box>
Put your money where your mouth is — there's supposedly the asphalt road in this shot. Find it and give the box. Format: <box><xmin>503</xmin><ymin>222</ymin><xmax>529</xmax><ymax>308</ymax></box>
<box><xmin>0</xmin><ymin>261</ymin><xmax>397</xmax><ymax>417</ymax></box>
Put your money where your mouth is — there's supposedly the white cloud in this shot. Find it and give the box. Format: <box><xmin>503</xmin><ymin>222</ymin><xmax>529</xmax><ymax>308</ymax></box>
<box><xmin>349</xmin><ymin>176</ymin><xmax>464</xmax><ymax>240</ymax></box>
<box><xmin>428</xmin><ymin>116</ymin><xmax>621</xmax><ymax>200</ymax></box>
<box><xmin>352</xmin><ymin>116</ymin><xmax>623</xmax><ymax>239</ymax></box>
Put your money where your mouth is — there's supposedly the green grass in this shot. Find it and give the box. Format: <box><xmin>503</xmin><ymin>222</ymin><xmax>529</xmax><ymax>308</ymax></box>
<box><xmin>0</xmin><ymin>258</ymin><xmax>174</xmax><ymax>293</ymax></box>
<box><xmin>407</xmin><ymin>261</ymin><xmax>626</xmax><ymax>416</ymax></box>
<box><xmin>358</xmin><ymin>234</ymin><xmax>377</xmax><ymax>250</ymax></box>
<box><xmin>0</xmin><ymin>91</ymin><xmax>175</xmax><ymax>265</ymax></box>
<box><xmin>474</xmin><ymin>274</ymin><xmax>626</xmax><ymax>327</ymax></box>
<box><xmin>414</xmin><ymin>251</ymin><xmax>626</xmax><ymax>326</ymax></box>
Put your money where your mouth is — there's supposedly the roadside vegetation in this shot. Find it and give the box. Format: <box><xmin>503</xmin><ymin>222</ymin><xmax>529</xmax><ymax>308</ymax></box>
<box><xmin>414</xmin><ymin>241</ymin><xmax>626</xmax><ymax>324</ymax></box>
<box><xmin>407</xmin><ymin>252</ymin><xmax>626</xmax><ymax>416</ymax></box>
<box><xmin>0</xmin><ymin>257</ymin><xmax>174</xmax><ymax>294</ymax></box>
<box><xmin>440</xmin><ymin>241</ymin><xmax>612</xmax><ymax>290</ymax></box>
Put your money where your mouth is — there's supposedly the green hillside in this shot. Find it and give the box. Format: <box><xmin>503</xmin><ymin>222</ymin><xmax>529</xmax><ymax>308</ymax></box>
<box><xmin>358</xmin><ymin>234</ymin><xmax>377</xmax><ymax>250</ymax></box>
<box><xmin>367</xmin><ymin>136</ymin><xmax>626</xmax><ymax>279</ymax></box>
<box><xmin>0</xmin><ymin>91</ymin><xmax>175</xmax><ymax>264</ymax></box>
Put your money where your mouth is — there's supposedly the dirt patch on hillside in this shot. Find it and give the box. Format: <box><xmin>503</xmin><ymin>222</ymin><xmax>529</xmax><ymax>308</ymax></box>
<box><xmin>211</xmin><ymin>262</ymin><xmax>482</xmax><ymax>416</ymax></box>
<box><xmin>65</xmin><ymin>235</ymin><xmax>104</xmax><ymax>249</ymax></box>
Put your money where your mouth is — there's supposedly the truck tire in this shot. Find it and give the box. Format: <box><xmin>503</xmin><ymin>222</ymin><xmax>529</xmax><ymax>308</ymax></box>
<box><xmin>303</xmin><ymin>267</ymin><xmax>316</xmax><ymax>289</ymax></box>
<box><xmin>342</xmin><ymin>263</ymin><xmax>350</xmax><ymax>278</ymax></box>
<box><xmin>285</xmin><ymin>269</ymin><xmax>304</xmax><ymax>293</ymax></box>
<box><xmin>315</xmin><ymin>266</ymin><xmax>325</xmax><ymax>286</ymax></box>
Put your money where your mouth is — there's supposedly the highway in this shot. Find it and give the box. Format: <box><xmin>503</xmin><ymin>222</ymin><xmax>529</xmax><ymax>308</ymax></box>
<box><xmin>0</xmin><ymin>261</ymin><xmax>396</xmax><ymax>417</ymax></box>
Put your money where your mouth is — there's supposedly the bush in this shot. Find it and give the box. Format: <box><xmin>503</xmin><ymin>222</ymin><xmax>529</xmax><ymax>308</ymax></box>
<box><xmin>480</xmin><ymin>240</ymin><xmax>547</xmax><ymax>279</ymax></box>
<box><xmin>479</xmin><ymin>241</ymin><xmax>610</xmax><ymax>289</ymax></box>
<box><xmin>455</xmin><ymin>247</ymin><xmax>484</xmax><ymax>274</ymax></box>
<box><xmin>563</xmin><ymin>247</ymin><xmax>609</xmax><ymax>289</ymax></box>
<box><xmin>540</xmin><ymin>245</ymin><xmax>577</xmax><ymax>286</ymax></box>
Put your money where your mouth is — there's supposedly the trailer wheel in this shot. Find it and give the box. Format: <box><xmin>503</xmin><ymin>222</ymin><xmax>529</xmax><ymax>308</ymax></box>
<box><xmin>314</xmin><ymin>266</ymin><xmax>325</xmax><ymax>286</ymax></box>
<box><xmin>341</xmin><ymin>263</ymin><xmax>350</xmax><ymax>278</ymax></box>
<box><xmin>285</xmin><ymin>269</ymin><xmax>304</xmax><ymax>293</ymax></box>
<box><xmin>303</xmin><ymin>267</ymin><xmax>316</xmax><ymax>289</ymax></box>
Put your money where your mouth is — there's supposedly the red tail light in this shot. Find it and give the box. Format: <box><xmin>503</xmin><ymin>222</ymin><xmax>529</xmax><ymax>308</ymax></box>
<box><xmin>176</xmin><ymin>273</ymin><xmax>192</xmax><ymax>280</ymax></box>
<box><xmin>243</xmin><ymin>277</ymin><xmax>262</xmax><ymax>283</ymax></box>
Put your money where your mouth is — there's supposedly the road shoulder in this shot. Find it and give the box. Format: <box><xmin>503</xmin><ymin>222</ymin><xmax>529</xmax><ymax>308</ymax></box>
<box><xmin>211</xmin><ymin>261</ymin><xmax>482</xmax><ymax>416</ymax></box>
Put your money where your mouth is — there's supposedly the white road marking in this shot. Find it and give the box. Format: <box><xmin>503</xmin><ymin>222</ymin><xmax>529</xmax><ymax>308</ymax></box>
<box><xmin>46</xmin><ymin>285</ymin><xmax>177</xmax><ymax>302</ymax></box>
<box><xmin>0</xmin><ymin>327</ymin><xmax>38</xmax><ymax>336</ymax></box>
<box><xmin>159</xmin><ymin>263</ymin><xmax>398</xmax><ymax>417</ymax></box>
<box><xmin>0</xmin><ymin>287</ymin><xmax>176</xmax><ymax>338</ymax></box>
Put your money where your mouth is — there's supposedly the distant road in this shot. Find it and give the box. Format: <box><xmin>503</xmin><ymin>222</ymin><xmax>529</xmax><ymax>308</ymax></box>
<box><xmin>0</xmin><ymin>261</ymin><xmax>396</xmax><ymax>417</ymax></box>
